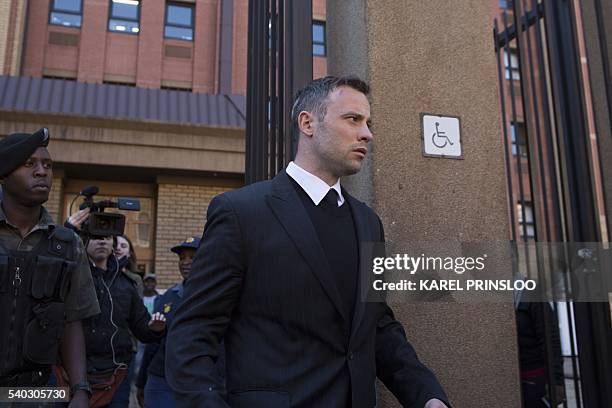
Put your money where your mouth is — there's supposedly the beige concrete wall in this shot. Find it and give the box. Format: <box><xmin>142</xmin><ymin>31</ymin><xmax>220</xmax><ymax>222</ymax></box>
<box><xmin>154</xmin><ymin>179</ymin><xmax>237</xmax><ymax>287</ymax></box>
<box><xmin>0</xmin><ymin>115</ymin><xmax>245</xmax><ymax>174</ymax></box>
<box><xmin>327</xmin><ymin>0</ymin><xmax>521</xmax><ymax>407</ymax></box>
<box><xmin>327</xmin><ymin>0</ymin><xmax>372</xmax><ymax>204</ymax></box>
<box><xmin>0</xmin><ymin>0</ymin><xmax>27</xmax><ymax>75</ymax></box>
<box><xmin>9</xmin><ymin>0</ymin><xmax>26</xmax><ymax>76</ymax></box>
<box><xmin>0</xmin><ymin>0</ymin><xmax>9</xmax><ymax>72</ymax></box>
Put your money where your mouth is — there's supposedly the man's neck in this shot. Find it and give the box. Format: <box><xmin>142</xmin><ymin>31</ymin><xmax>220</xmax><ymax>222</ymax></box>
<box><xmin>1</xmin><ymin>198</ymin><xmax>42</xmax><ymax>237</ymax></box>
<box><xmin>93</xmin><ymin>258</ymin><xmax>109</xmax><ymax>271</ymax></box>
<box><xmin>143</xmin><ymin>289</ymin><xmax>157</xmax><ymax>297</ymax></box>
<box><xmin>293</xmin><ymin>157</ymin><xmax>339</xmax><ymax>187</ymax></box>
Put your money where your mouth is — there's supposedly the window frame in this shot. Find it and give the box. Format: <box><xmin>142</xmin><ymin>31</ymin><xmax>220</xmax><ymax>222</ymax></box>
<box><xmin>504</xmin><ymin>49</ymin><xmax>521</xmax><ymax>81</ymax></box>
<box><xmin>164</xmin><ymin>2</ymin><xmax>195</xmax><ymax>41</ymax></box>
<box><xmin>48</xmin><ymin>0</ymin><xmax>83</xmax><ymax>28</ymax></box>
<box><xmin>517</xmin><ymin>201</ymin><xmax>536</xmax><ymax>240</ymax></box>
<box><xmin>107</xmin><ymin>0</ymin><xmax>142</xmax><ymax>35</ymax></box>
<box><xmin>312</xmin><ymin>20</ymin><xmax>326</xmax><ymax>57</ymax></box>
<box><xmin>511</xmin><ymin>121</ymin><xmax>528</xmax><ymax>158</ymax></box>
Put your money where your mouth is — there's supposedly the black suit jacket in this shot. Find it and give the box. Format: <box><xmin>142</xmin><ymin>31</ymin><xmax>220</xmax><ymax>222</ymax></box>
<box><xmin>165</xmin><ymin>170</ymin><xmax>449</xmax><ymax>407</ymax></box>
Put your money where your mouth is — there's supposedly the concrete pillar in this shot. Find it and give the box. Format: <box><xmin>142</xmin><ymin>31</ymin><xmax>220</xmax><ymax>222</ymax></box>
<box><xmin>327</xmin><ymin>1</ymin><xmax>521</xmax><ymax>406</ymax></box>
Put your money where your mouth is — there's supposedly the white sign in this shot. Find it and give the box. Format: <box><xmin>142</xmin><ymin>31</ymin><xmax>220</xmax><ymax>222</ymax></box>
<box><xmin>422</xmin><ymin>114</ymin><xmax>462</xmax><ymax>159</ymax></box>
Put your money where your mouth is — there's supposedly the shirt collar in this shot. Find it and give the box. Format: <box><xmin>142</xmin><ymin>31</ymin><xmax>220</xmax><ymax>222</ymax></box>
<box><xmin>286</xmin><ymin>162</ymin><xmax>345</xmax><ymax>206</ymax></box>
<box><xmin>172</xmin><ymin>282</ymin><xmax>184</xmax><ymax>298</ymax></box>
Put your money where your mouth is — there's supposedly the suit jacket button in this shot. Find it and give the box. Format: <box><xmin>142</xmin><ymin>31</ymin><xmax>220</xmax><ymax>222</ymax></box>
<box><xmin>348</xmin><ymin>352</ymin><xmax>354</xmax><ymax>360</ymax></box>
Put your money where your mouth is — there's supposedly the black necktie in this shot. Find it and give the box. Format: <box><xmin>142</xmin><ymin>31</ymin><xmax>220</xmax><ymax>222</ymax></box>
<box><xmin>322</xmin><ymin>189</ymin><xmax>339</xmax><ymax>208</ymax></box>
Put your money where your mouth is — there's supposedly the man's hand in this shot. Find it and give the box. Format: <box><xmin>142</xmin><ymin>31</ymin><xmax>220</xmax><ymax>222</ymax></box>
<box><xmin>137</xmin><ymin>387</ymin><xmax>145</xmax><ymax>407</ymax></box>
<box><xmin>424</xmin><ymin>398</ymin><xmax>448</xmax><ymax>408</ymax></box>
<box><xmin>68</xmin><ymin>390</ymin><xmax>89</xmax><ymax>408</ymax></box>
<box><xmin>554</xmin><ymin>385</ymin><xmax>566</xmax><ymax>405</ymax></box>
<box><xmin>148</xmin><ymin>312</ymin><xmax>167</xmax><ymax>332</ymax></box>
<box><xmin>66</xmin><ymin>208</ymin><xmax>90</xmax><ymax>230</ymax></box>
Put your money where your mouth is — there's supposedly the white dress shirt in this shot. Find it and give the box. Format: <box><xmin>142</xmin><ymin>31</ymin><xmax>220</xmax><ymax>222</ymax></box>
<box><xmin>286</xmin><ymin>161</ymin><xmax>345</xmax><ymax>207</ymax></box>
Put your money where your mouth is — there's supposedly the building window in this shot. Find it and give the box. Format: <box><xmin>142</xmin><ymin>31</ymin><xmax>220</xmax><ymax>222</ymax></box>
<box><xmin>165</xmin><ymin>3</ymin><xmax>194</xmax><ymax>41</ymax></box>
<box><xmin>504</xmin><ymin>49</ymin><xmax>520</xmax><ymax>80</ymax></box>
<box><xmin>49</xmin><ymin>0</ymin><xmax>83</xmax><ymax>28</ymax></box>
<box><xmin>511</xmin><ymin>121</ymin><xmax>528</xmax><ymax>158</ymax></box>
<box><xmin>108</xmin><ymin>0</ymin><xmax>140</xmax><ymax>34</ymax></box>
<box><xmin>313</xmin><ymin>21</ymin><xmax>326</xmax><ymax>57</ymax></box>
<box><xmin>517</xmin><ymin>201</ymin><xmax>535</xmax><ymax>240</ymax></box>
<box><xmin>161</xmin><ymin>85</ymin><xmax>193</xmax><ymax>92</ymax></box>
<box><xmin>103</xmin><ymin>80</ymin><xmax>136</xmax><ymax>87</ymax></box>
<box><xmin>500</xmin><ymin>0</ymin><xmax>514</xmax><ymax>9</ymax></box>
<box><xmin>43</xmin><ymin>75</ymin><xmax>76</xmax><ymax>81</ymax></box>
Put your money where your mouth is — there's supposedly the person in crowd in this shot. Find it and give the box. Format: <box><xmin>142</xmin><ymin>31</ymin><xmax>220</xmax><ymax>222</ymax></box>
<box><xmin>82</xmin><ymin>235</ymin><xmax>166</xmax><ymax>407</ymax></box>
<box><xmin>142</xmin><ymin>273</ymin><xmax>159</xmax><ymax>314</ymax></box>
<box><xmin>136</xmin><ymin>237</ymin><xmax>224</xmax><ymax>408</ymax></box>
<box><xmin>166</xmin><ymin>76</ymin><xmax>450</xmax><ymax>408</ymax></box>
<box><xmin>115</xmin><ymin>234</ymin><xmax>144</xmax><ymax>297</ymax></box>
<box><xmin>0</xmin><ymin>128</ymin><xmax>99</xmax><ymax>406</ymax></box>
<box><xmin>133</xmin><ymin>272</ymin><xmax>160</xmax><ymax>387</ymax></box>
<box><xmin>67</xmin><ymin>213</ymin><xmax>150</xmax><ymax>405</ymax></box>
<box><xmin>516</xmin><ymin>300</ymin><xmax>565</xmax><ymax>407</ymax></box>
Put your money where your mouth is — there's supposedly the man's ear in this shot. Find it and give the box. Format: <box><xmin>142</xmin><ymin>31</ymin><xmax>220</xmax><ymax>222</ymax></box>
<box><xmin>298</xmin><ymin>111</ymin><xmax>315</xmax><ymax>137</ymax></box>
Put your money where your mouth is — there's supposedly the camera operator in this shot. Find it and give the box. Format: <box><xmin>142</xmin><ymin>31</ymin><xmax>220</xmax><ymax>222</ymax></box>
<box><xmin>81</xmin><ymin>234</ymin><xmax>166</xmax><ymax>407</ymax></box>
<box><xmin>0</xmin><ymin>129</ymin><xmax>100</xmax><ymax>406</ymax></box>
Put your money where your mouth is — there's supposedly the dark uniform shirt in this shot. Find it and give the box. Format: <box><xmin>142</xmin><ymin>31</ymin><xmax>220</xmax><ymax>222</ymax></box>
<box><xmin>0</xmin><ymin>200</ymin><xmax>100</xmax><ymax>321</ymax></box>
<box><xmin>135</xmin><ymin>282</ymin><xmax>226</xmax><ymax>389</ymax></box>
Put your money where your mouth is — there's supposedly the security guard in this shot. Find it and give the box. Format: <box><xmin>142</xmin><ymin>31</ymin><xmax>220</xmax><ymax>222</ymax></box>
<box><xmin>135</xmin><ymin>237</ymin><xmax>225</xmax><ymax>407</ymax></box>
<box><xmin>0</xmin><ymin>129</ymin><xmax>100</xmax><ymax>406</ymax></box>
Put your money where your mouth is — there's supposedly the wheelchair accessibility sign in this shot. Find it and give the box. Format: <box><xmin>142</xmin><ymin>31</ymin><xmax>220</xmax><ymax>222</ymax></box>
<box><xmin>421</xmin><ymin>113</ymin><xmax>463</xmax><ymax>159</ymax></box>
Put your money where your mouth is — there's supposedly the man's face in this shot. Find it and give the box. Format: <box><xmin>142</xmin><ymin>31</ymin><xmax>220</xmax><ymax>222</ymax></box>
<box><xmin>178</xmin><ymin>248</ymin><xmax>196</xmax><ymax>280</ymax></box>
<box><xmin>1</xmin><ymin>147</ymin><xmax>53</xmax><ymax>206</ymax></box>
<box><xmin>87</xmin><ymin>236</ymin><xmax>114</xmax><ymax>264</ymax></box>
<box><xmin>144</xmin><ymin>278</ymin><xmax>156</xmax><ymax>292</ymax></box>
<box><xmin>311</xmin><ymin>86</ymin><xmax>373</xmax><ymax>179</ymax></box>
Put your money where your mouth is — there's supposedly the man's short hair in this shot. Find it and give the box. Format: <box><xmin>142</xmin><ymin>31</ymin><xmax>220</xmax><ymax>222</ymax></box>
<box><xmin>290</xmin><ymin>76</ymin><xmax>370</xmax><ymax>140</ymax></box>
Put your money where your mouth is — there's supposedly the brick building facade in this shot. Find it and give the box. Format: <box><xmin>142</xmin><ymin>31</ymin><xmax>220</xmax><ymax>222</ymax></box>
<box><xmin>0</xmin><ymin>0</ymin><xmax>327</xmax><ymax>285</ymax></box>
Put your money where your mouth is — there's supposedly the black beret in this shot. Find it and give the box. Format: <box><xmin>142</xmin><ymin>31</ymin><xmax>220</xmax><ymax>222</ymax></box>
<box><xmin>0</xmin><ymin>128</ymin><xmax>50</xmax><ymax>177</ymax></box>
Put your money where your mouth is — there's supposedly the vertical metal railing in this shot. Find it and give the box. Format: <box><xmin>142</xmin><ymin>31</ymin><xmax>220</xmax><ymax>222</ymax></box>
<box><xmin>495</xmin><ymin>0</ymin><xmax>612</xmax><ymax>406</ymax></box>
<box><xmin>245</xmin><ymin>0</ymin><xmax>312</xmax><ymax>184</ymax></box>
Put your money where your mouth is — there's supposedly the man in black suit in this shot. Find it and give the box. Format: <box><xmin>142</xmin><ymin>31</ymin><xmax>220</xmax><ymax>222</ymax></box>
<box><xmin>166</xmin><ymin>76</ymin><xmax>451</xmax><ymax>408</ymax></box>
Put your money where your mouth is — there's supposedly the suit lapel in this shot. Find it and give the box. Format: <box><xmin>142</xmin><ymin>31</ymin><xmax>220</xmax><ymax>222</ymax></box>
<box><xmin>266</xmin><ymin>171</ymin><xmax>348</xmax><ymax>323</ymax></box>
<box><xmin>346</xmin><ymin>193</ymin><xmax>373</xmax><ymax>341</ymax></box>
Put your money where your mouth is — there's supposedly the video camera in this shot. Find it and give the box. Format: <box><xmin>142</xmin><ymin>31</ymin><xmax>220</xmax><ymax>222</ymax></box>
<box><xmin>76</xmin><ymin>186</ymin><xmax>140</xmax><ymax>237</ymax></box>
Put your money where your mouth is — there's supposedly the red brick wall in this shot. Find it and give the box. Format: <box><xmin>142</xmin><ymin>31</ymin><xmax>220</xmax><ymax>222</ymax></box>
<box><xmin>313</xmin><ymin>0</ymin><xmax>327</xmax><ymax>79</ymax></box>
<box><xmin>137</xmin><ymin>0</ymin><xmax>164</xmax><ymax>88</ymax></box>
<box><xmin>44</xmin><ymin>26</ymin><xmax>80</xmax><ymax>76</ymax></box>
<box><xmin>161</xmin><ymin>38</ymin><xmax>193</xmax><ymax>87</ymax></box>
<box><xmin>78</xmin><ymin>0</ymin><xmax>107</xmax><ymax>83</ymax></box>
<box><xmin>22</xmin><ymin>0</ymin><xmax>48</xmax><ymax>77</ymax></box>
<box><xmin>105</xmin><ymin>33</ymin><xmax>138</xmax><ymax>80</ymax></box>
<box><xmin>313</xmin><ymin>0</ymin><xmax>326</xmax><ymax>20</ymax></box>
<box><xmin>231</xmin><ymin>0</ymin><xmax>248</xmax><ymax>94</ymax></box>
<box><xmin>192</xmin><ymin>0</ymin><xmax>218</xmax><ymax>93</ymax></box>
<box><xmin>21</xmin><ymin>0</ymin><xmax>327</xmax><ymax>93</ymax></box>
